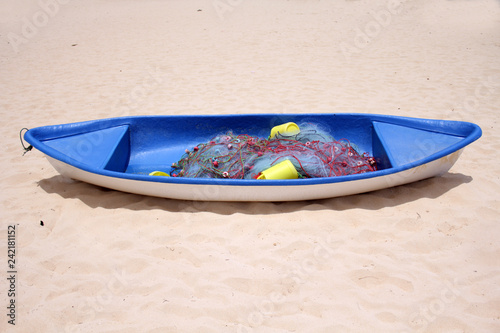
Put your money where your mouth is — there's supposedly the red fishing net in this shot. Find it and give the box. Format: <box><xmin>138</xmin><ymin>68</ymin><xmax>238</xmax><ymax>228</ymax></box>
<box><xmin>170</xmin><ymin>124</ymin><xmax>377</xmax><ymax>179</ymax></box>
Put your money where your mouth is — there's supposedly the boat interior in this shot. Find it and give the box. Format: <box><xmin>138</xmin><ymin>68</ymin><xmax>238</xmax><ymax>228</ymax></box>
<box><xmin>32</xmin><ymin>114</ymin><xmax>477</xmax><ymax>177</ymax></box>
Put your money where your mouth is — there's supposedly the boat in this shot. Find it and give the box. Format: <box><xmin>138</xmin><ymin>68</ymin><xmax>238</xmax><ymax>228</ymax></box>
<box><xmin>23</xmin><ymin>113</ymin><xmax>482</xmax><ymax>201</ymax></box>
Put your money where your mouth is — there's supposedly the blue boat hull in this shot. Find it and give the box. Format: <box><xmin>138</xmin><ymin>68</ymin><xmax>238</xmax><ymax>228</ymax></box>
<box><xmin>24</xmin><ymin>113</ymin><xmax>482</xmax><ymax>201</ymax></box>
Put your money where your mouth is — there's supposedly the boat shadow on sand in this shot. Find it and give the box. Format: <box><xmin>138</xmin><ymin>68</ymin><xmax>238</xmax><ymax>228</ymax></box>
<box><xmin>37</xmin><ymin>172</ymin><xmax>473</xmax><ymax>214</ymax></box>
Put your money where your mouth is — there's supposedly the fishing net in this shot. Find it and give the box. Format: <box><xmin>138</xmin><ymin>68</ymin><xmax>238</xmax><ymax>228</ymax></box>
<box><xmin>170</xmin><ymin>123</ymin><xmax>377</xmax><ymax>179</ymax></box>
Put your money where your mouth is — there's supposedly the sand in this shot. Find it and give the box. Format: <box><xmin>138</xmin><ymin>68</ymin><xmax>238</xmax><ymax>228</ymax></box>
<box><xmin>1</xmin><ymin>0</ymin><xmax>500</xmax><ymax>332</ymax></box>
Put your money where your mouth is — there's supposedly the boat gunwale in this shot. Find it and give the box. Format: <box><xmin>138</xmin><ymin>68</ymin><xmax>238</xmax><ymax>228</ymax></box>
<box><xmin>24</xmin><ymin>113</ymin><xmax>482</xmax><ymax>187</ymax></box>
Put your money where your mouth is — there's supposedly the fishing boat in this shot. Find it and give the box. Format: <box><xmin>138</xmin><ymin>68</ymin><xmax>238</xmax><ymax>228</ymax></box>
<box><xmin>23</xmin><ymin>113</ymin><xmax>481</xmax><ymax>201</ymax></box>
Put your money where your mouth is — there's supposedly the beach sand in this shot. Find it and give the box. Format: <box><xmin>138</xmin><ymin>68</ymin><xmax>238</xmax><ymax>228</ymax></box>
<box><xmin>1</xmin><ymin>0</ymin><xmax>500</xmax><ymax>332</ymax></box>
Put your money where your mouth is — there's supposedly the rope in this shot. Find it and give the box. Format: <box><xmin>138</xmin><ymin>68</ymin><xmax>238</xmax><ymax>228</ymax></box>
<box><xmin>19</xmin><ymin>128</ymin><xmax>32</xmax><ymax>156</ymax></box>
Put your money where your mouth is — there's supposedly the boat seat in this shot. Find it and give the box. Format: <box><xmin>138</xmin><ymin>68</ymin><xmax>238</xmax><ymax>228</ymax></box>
<box><xmin>42</xmin><ymin>125</ymin><xmax>130</xmax><ymax>172</ymax></box>
<box><xmin>372</xmin><ymin>121</ymin><xmax>464</xmax><ymax>167</ymax></box>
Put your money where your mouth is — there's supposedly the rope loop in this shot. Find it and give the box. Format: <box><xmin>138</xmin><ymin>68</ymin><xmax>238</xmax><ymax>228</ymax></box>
<box><xmin>19</xmin><ymin>128</ymin><xmax>33</xmax><ymax>156</ymax></box>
